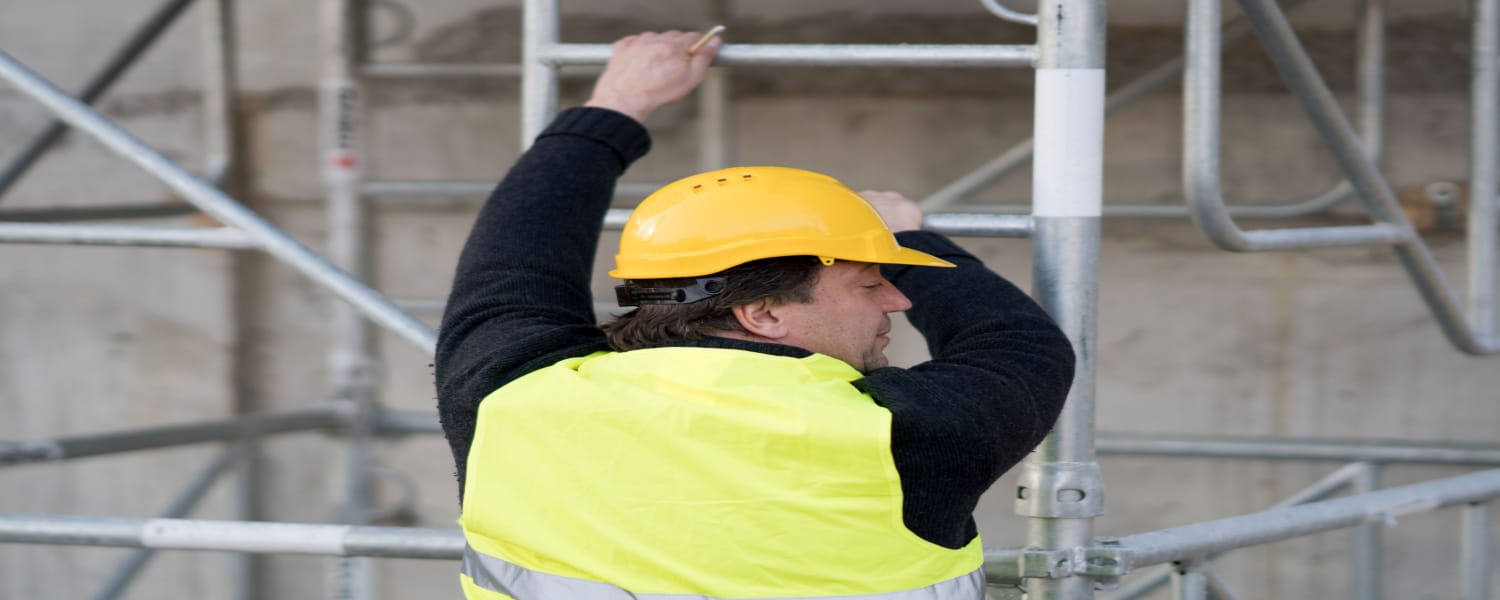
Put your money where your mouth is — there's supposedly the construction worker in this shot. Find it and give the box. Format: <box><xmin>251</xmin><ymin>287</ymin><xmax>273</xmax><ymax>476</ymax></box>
<box><xmin>435</xmin><ymin>30</ymin><xmax>1076</xmax><ymax>600</ymax></box>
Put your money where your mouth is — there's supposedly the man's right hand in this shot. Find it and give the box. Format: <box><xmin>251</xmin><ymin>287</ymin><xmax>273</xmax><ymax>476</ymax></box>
<box><xmin>859</xmin><ymin>190</ymin><xmax>925</xmax><ymax>233</ymax></box>
<box><xmin>584</xmin><ymin>30</ymin><xmax>721</xmax><ymax>124</ymax></box>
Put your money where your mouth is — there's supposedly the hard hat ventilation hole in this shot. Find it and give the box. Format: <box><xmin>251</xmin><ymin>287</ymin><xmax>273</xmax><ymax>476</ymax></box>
<box><xmin>741</xmin><ymin>174</ymin><xmax>753</xmax><ymax>181</ymax></box>
<box><xmin>691</xmin><ymin>184</ymin><xmax>703</xmax><ymax>192</ymax></box>
<box><xmin>716</xmin><ymin>178</ymin><xmax>729</xmax><ymax>185</ymax></box>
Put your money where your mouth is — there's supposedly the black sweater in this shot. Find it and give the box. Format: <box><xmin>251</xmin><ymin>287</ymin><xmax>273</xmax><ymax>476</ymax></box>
<box><xmin>435</xmin><ymin>107</ymin><xmax>1076</xmax><ymax>549</ymax></box>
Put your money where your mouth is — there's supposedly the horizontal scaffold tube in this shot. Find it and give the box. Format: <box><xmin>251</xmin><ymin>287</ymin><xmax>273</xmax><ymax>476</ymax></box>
<box><xmin>1097</xmin><ymin>434</ymin><xmax>1500</xmax><ymax>465</ymax></box>
<box><xmin>4</xmin><ymin>470</ymin><xmax>1496</xmax><ymax>567</ymax></box>
<box><xmin>1118</xmin><ymin>468</ymin><xmax>1500</xmax><ymax>568</ymax></box>
<box><xmin>0</xmin><ymin>516</ymin><xmax>464</xmax><ymax>559</ymax></box>
<box><xmin>0</xmin><ymin>407</ymin><xmax>344</xmax><ymax>467</ymax></box>
<box><xmin>0</xmin><ymin>223</ymin><xmax>257</xmax><ymax>248</ymax></box>
<box><xmin>540</xmin><ymin>43</ymin><xmax>1037</xmax><ymax>68</ymax></box>
<box><xmin>369</xmin><ymin>412</ymin><xmax>1500</xmax><ymax>466</ymax></box>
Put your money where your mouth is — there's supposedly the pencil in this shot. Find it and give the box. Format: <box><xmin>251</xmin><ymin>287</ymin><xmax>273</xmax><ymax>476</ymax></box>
<box><xmin>687</xmin><ymin>25</ymin><xmax>726</xmax><ymax>56</ymax></box>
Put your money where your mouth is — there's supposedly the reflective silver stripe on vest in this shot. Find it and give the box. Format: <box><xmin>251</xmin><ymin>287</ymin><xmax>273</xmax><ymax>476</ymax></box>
<box><xmin>462</xmin><ymin>544</ymin><xmax>985</xmax><ymax>600</ymax></box>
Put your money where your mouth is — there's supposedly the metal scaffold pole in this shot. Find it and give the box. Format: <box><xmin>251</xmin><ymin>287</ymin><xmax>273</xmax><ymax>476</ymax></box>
<box><xmin>1019</xmin><ymin>0</ymin><xmax>1106</xmax><ymax>598</ymax></box>
<box><xmin>521</xmin><ymin>0</ymin><xmax>559</xmax><ymax>147</ymax></box>
<box><xmin>321</xmin><ymin>0</ymin><xmax>380</xmax><ymax>597</ymax></box>
<box><xmin>1471</xmin><ymin>0</ymin><xmax>1499</xmax><ymax>337</ymax></box>
<box><xmin>698</xmin><ymin>0</ymin><xmax>732</xmax><ymax>171</ymax></box>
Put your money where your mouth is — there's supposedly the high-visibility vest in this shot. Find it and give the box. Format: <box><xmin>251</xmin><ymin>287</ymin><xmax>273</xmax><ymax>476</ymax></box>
<box><xmin>458</xmin><ymin>347</ymin><xmax>984</xmax><ymax>599</ymax></box>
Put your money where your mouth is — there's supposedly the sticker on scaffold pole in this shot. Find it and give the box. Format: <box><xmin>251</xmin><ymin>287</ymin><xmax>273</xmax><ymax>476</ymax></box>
<box><xmin>1033</xmin><ymin>68</ymin><xmax>1104</xmax><ymax>218</ymax></box>
<box><xmin>321</xmin><ymin>79</ymin><xmax>362</xmax><ymax>183</ymax></box>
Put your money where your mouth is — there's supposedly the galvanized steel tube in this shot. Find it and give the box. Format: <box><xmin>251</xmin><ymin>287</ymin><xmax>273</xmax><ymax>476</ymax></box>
<box><xmin>0</xmin><ymin>51</ymin><xmax>437</xmax><ymax>353</ymax></box>
<box><xmin>374</xmin><ymin>410</ymin><xmax>443</xmax><ymax>436</ymax></box>
<box><xmin>539</xmin><ymin>43</ymin><xmax>1037</xmax><ymax>68</ymax></box>
<box><xmin>1119</xmin><ymin>468</ymin><xmax>1500</xmax><ymax>568</ymax></box>
<box><xmin>0</xmin><ymin>223</ymin><xmax>257</xmax><ymax>248</ymax></box>
<box><xmin>1022</xmin><ymin>2</ymin><xmax>1106</xmax><ymax>599</ymax></box>
<box><xmin>1471</xmin><ymin>0</ymin><xmax>1499</xmax><ymax>337</ymax></box>
<box><xmin>1462</xmin><ymin>502</ymin><xmax>1492</xmax><ymax>600</ymax></box>
<box><xmin>201</xmin><ymin>0</ymin><xmax>236</xmax><ymax>185</ymax></box>
<box><xmin>1350</xmin><ymin>464</ymin><xmax>1383</xmax><ymax>600</ymax></box>
<box><xmin>359</xmin><ymin>63</ymin><xmax>602</xmax><ymax>79</ymax></box>
<box><xmin>1169</xmin><ymin>559</ymin><xmax>1209</xmax><ymax>600</ymax></box>
<box><xmin>520</xmin><ymin>0</ymin><xmax>559</xmax><ymax>146</ymax></box>
<box><xmin>1097</xmin><ymin>435</ymin><xmax>1500</xmax><ymax>465</ymax></box>
<box><xmin>322</xmin><ymin>0</ymin><xmax>379</xmax><ymax>595</ymax></box>
<box><xmin>923</xmin><ymin>214</ymin><xmax>1034</xmax><ymax>238</ymax></box>
<box><xmin>697</xmin><ymin>2</ymin><xmax>732</xmax><ymax>171</ymax></box>
<box><xmin>0</xmin><ymin>408</ymin><xmax>343</xmax><ymax>467</ymax></box>
<box><xmin>363</xmin><ymin>63</ymin><xmax>522</xmax><ymax>78</ymax></box>
<box><xmin>0</xmin><ymin>516</ymin><xmax>465</xmax><ymax>559</ymax></box>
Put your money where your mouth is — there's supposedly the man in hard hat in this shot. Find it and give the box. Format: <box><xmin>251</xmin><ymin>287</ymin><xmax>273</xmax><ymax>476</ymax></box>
<box><xmin>436</xmin><ymin>30</ymin><xmax>1076</xmax><ymax>600</ymax></box>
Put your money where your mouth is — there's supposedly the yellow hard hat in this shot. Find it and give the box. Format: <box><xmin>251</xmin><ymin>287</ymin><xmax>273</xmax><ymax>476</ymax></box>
<box><xmin>610</xmin><ymin>166</ymin><xmax>955</xmax><ymax>279</ymax></box>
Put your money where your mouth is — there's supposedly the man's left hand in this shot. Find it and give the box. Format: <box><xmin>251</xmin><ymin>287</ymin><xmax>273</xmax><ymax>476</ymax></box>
<box><xmin>584</xmin><ymin>30</ymin><xmax>721</xmax><ymax>124</ymax></box>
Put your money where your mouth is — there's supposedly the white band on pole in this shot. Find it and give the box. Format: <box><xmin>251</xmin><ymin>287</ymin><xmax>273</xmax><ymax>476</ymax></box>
<box><xmin>141</xmin><ymin>518</ymin><xmax>348</xmax><ymax>554</ymax></box>
<box><xmin>1033</xmin><ymin>68</ymin><xmax>1105</xmax><ymax>218</ymax></box>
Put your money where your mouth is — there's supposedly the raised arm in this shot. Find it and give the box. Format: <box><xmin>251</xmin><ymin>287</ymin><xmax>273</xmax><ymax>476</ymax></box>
<box><xmin>435</xmin><ymin>31</ymin><xmax>720</xmax><ymax>486</ymax></box>
<box><xmin>853</xmin><ymin>191</ymin><xmax>1076</xmax><ymax>548</ymax></box>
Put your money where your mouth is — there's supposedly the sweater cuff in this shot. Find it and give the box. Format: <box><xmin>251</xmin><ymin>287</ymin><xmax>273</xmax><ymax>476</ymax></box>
<box><xmin>537</xmin><ymin>107</ymin><xmax>653</xmax><ymax>168</ymax></box>
<box><xmin>894</xmin><ymin>230</ymin><xmax>971</xmax><ymax>260</ymax></box>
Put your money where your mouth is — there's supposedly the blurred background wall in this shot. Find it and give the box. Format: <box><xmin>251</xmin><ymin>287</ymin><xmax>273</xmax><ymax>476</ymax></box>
<box><xmin>0</xmin><ymin>0</ymin><xmax>1496</xmax><ymax>597</ymax></box>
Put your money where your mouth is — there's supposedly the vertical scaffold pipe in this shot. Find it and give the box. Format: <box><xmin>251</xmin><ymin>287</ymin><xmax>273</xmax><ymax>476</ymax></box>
<box><xmin>1461</xmin><ymin>502</ymin><xmax>1492</xmax><ymax>600</ymax></box>
<box><xmin>521</xmin><ymin>0</ymin><xmax>560</xmax><ymax>148</ymax></box>
<box><xmin>321</xmin><ymin>0</ymin><xmax>378</xmax><ymax>598</ymax></box>
<box><xmin>697</xmin><ymin>0</ymin><xmax>732</xmax><ymax>171</ymax></box>
<box><xmin>1471</xmin><ymin>0</ymin><xmax>1499</xmax><ymax>337</ymax></box>
<box><xmin>1350</xmin><ymin>463</ymin><xmax>1382</xmax><ymax>599</ymax></box>
<box><xmin>202</xmin><ymin>0</ymin><xmax>255</xmax><ymax>596</ymax></box>
<box><xmin>1018</xmin><ymin>1</ymin><xmax>1106</xmax><ymax>599</ymax></box>
<box><xmin>1169</xmin><ymin>559</ymin><xmax>1210</xmax><ymax>600</ymax></box>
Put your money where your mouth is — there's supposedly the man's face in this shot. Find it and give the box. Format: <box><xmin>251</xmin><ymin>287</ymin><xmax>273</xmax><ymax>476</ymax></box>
<box><xmin>777</xmin><ymin>261</ymin><xmax>913</xmax><ymax>372</ymax></box>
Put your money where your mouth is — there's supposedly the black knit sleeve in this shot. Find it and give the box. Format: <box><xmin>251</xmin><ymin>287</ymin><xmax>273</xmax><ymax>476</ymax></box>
<box><xmin>434</xmin><ymin>107</ymin><xmax>652</xmax><ymax>494</ymax></box>
<box><xmin>854</xmin><ymin>231</ymin><xmax>1076</xmax><ymax>548</ymax></box>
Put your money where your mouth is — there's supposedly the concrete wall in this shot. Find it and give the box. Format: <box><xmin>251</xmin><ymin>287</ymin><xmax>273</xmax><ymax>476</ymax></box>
<box><xmin>1</xmin><ymin>0</ymin><xmax>1497</xmax><ymax>598</ymax></box>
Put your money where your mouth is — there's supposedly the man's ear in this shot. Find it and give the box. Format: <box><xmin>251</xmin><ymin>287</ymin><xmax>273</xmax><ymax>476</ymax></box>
<box><xmin>731</xmin><ymin>299</ymin><xmax>790</xmax><ymax>340</ymax></box>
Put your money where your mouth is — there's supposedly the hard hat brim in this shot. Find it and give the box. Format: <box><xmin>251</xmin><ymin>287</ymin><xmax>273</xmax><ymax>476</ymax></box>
<box><xmin>880</xmin><ymin>246</ymin><xmax>957</xmax><ymax>270</ymax></box>
<box><xmin>608</xmin><ymin>244</ymin><xmax>955</xmax><ymax>279</ymax></box>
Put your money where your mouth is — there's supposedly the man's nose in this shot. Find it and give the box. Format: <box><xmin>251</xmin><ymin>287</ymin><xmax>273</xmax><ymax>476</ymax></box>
<box><xmin>884</xmin><ymin>287</ymin><xmax>913</xmax><ymax>312</ymax></box>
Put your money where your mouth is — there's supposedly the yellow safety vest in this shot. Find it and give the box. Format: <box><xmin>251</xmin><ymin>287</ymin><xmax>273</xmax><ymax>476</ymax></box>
<box><xmin>458</xmin><ymin>347</ymin><xmax>984</xmax><ymax>599</ymax></box>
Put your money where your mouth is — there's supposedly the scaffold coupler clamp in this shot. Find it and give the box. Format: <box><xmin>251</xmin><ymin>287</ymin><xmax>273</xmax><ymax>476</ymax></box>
<box><xmin>1014</xmin><ymin>460</ymin><xmax>1105</xmax><ymax>519</ymax></box>
<box><xmin>988</xmin><ymin>539</ymin><xmax>1132</xmax><ymax>590</ymax></box>
<box><xmin>1078</xmin><ymin>538</ymin><xmax>1130</xmax><ymax>590</ymax></box>
<box><xmin>329</xmin><ymin>350</ymin><xmax>385</xmax><ymax>394</ymax></box>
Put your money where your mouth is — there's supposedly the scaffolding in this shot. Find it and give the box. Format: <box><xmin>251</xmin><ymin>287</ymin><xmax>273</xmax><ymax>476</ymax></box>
<box><xmin>0</xmin><ymin>0</ymin><xmax>1497</xmax><ymax>599</ymax></box>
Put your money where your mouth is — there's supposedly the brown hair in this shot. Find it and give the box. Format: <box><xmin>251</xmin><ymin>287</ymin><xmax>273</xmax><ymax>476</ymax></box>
<box><xmin>603</xmin><ymin>256</ymin><xmax>823</xmax><ymax>351</ymax></box>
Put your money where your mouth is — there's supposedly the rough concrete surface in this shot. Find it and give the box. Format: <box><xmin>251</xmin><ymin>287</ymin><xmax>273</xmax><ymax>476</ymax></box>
<box><xmin>2</xmin><ymin>0</ymin><xmax>1498</xmax><ymax>598</ymax></box>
